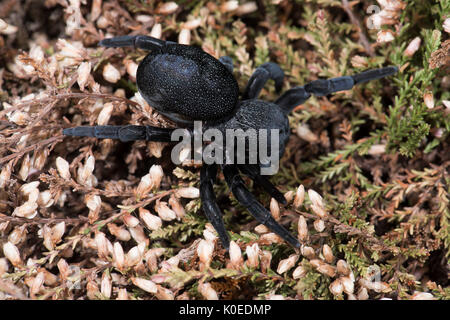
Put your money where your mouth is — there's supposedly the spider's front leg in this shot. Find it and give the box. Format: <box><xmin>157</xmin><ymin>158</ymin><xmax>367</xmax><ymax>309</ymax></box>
<box><xmin>275</xmin><ymin>66</ymin><xmax>399</xmax><ymax>113</ymax></box>
<box><xmin>222</xmin><ymin>164</ymin><xmax>300</xmax><ymax>248</ymax></box>
<box><xmin>63</xmin><ymin>125</ymin><xmax>174</xmax><ymax>142</ymax></box>
<box><xmin>200</xmin><ymin>164</ymin><xmax>230</xmax><ymax>250</ymax></box>
<box><xmin>237</xmin><ymin>164</ymin><xmax>287</xmax><ymax>205</ymax></box>
<box><xmin>243</xmin><ymin>62</ymin><xmax>285</xmax><ymax>100</ymax></box>
<box><xmin>98</xmin><ymin>35</ymin><xmax>170</xmax><ymax>51</ymax></box>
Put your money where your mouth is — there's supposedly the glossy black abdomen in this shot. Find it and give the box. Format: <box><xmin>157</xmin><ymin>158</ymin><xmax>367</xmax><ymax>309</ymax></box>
<box><xmin>137</xmin><ymin>44</ymin><xmax>239</xmax><ymax>122</ymax></box>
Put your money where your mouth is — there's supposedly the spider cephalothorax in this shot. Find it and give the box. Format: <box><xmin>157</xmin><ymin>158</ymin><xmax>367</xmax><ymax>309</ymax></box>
<box><xmin>63</xmin><ymin>35</ymin><xmax>398</xmax><ymax>250</ymax></box>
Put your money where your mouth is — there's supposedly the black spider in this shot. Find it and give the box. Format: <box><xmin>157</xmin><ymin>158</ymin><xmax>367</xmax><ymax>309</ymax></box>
<box><xmin>63</xmin><ymin>35</ymin><xmax>398</xmax><ymax>250</ymax></box>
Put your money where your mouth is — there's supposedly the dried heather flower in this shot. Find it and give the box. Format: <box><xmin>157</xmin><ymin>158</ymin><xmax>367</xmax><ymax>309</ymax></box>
<box><xmin>97</xmin><ymin>102</ymin><xmax>114</xmax><ymax>125</ymax></box>
<box><xmin>113</xmin><ymin>242</ymin><xmax>125</xmax><ymax>271</ymax></box>
<box><xmin>357</xmin><ymin>287</ymin><xmax>369</xmax><ymax>300</ymax></box>
<box><xmin>169</xmin><ymin>194</ymin><xmax>185</xmax><ymax>219</ymax></box>
<box><xmin>126</xmin><ymin>245</ymin><xmax>144</xmax><ymax>267</ymax></box>
<box><xmin>293</xmin><ymin>266</ymin><xmax>307</xmax><ymax>279</ymax></box>
<box><xmin>19</xmin><ymin>153</ymin><xmax>31</xmax><ymax>180</ymax></box>
<box><xmin>301</xmin><ymin>245</ymin><xmax>315</xmax><ymax>259</ymax></box>
<box><xmin>284</xmin><ymin>190</ymin><xmax>294</xmax><ymax>203</ymax></box>
<box><xmin>178</xmin><ymin>29</ymin><xmax>191</xmax><ymax>45</ymax></box>
<box><xmin>77</xmin><ymin>61</ymin><xmax>91</xmax><ymax>90</ymax></box>
<box><xmin>277</xmin><ymin>254</ymin><xmax>299</xmax><ymax>274</ymax></box>
<box><xmin>176</xmin><ymin>187</ymin><xmax>200</xmax><ymax>198</ymax></box>
<box><xmin>122</xmin><ymin>213</ymin><xmax>140</xmax><ymax>227</ymax></box>
<box><xmin>236</xmin><ymin>2</ymin><xmax>258</xmax><ymax>15</ymax></box>
<box><xmin>259</xmin><ymin>250</ymin><xmax>272</xmax><ymax>273</ymax></box>
<box><xmin>297</xmin><ymin>216</ymin><xmax>308</xmax><ymax>241</ymax></box>
<box><xmin>78</xmin><ymin>155</ymin><xmax>96</xmax><ymax>185</ymax></box>
<box><xmin>310</xmin><ymin>259</ymin><xmax>336</xmax><ymax>277</ymax></box>
<box><xmin>221</xmin><ymin>1</ymin><xmax>239</xmax><ymax>12</ymax></box>
<box><xmin>322</xmin><ymin>244</ymin><xmax>334</xmax><ymax>263</ymax></box>
<box><xmin>128</xmin><ymin>226</ymin><xmax>148</xmax><ymax>245</ymax></box>
<box><xmin>229</xmin><ymin>241</ymin><xmax>243</xmax><ymax>268</ymax></box>
<box><xmin>157</xmin><ymin>2</ymin><xmax>179</xmax><ymax>14</ymax></box>
<box><xmin>340</xmin><ymin>276</ymin><xmax>354</xmax><ymax>294</ymax></box>
<box><xmin>444</xmin><ymin>18</ymin><xmax>450</xmax><ymax>34</ymax></box>
<box><xmin>149</xmin><ymin>165</ymin><xmax>164</xmax><ymax>189</ymax></box>
<box><xmin>404</xmin><ymin>37</ymin><xmax>421</xmax><ymax>57</ymax></box>
<box><xmin>124</xmin><ymin>60</ymin><xmax>138</xmax><ymax>78</ymax></box>
<box><xmin>86</xmin><ymin>194</ymin><xmax>101</xmax><ymax>213</ymax></box>
<box><xmin>3</xmin><ymin>242</ymin><xmax>22</xmax><ymax>266</ymax></box>
<box><xmin>368</xmin><ymin>144</ymin><xmax>386</xmax><ymax>156</ymax></box>
<box><xmin>8</xmin><ymin>225</ymin><xmax>27</xmax><ymax>245</ymax></box>
<box><xmin>411</xmin><ymin>292</ymin><xmax>434</xmax><ymax>300</ymax></box>
<box><xmin>203</xmin><ymin>227</ymin><xmax>218</xmax><ymax>242</ymax></box>
<box><xmin>150</xmin><ymin>23</ymin><xmax>162</xmax><ymax>38</ymax></box>
<box><xmin>107</xmin><ymin>223</ymin><xmax>131</xmax><ymax>241</ymax></box>
<box><xmin>308</xmin><ymin>189</ymin><xmax>325</xmax><ymax>209</ymax></box>
<box><xmin>296</xmin><ymin>124</ymin><xmax>318</xmax><ymax>143</ymax></box>
<box><xmin>103</xmin><ymin>63</ymin><xmax>121</xmax><ymax>83</ymax></box>
<box><xmin>86</xmin><ymin>280</ymin><xmax>99</xmax><ymax>300</ymax></box>
<box><xmin>313</xmin><ymin>219</ymin><xmax>325</xmax><ymax>233</ymax></box>
<box><xmin>183</xmin><ymin>18</ymin><xmax>201</xmax><ymax>30</ymax></box>
<box><xmin>329</xmin><ymin>279</ymin><xmax>344</xmax><ymax>296</ymax></box>
<box><xmin>132</xmin><ymin>277</ymin><xmax>157</xmax><ymax>293</ymax></box>
<box><xmin>56</xmin><ymin>157</ymin><xmax>71</xmax><ymax>180</ymax></box>
<box><xmin>197</xmin><ymin>239</ymin><xmax>214</xmax><ymax>267</ymax></box>
<box><xmin>139</xmin><ymin>208</ymin><xmax>162</xmax><ymax>230</ymax></box>
<box><xmin>245</xmin><ymin>243</ymin><xmax>260</xmax><ymax>268</ymax></box>
<box><xmin>95</xmin><ymin>232</ymin><xmax>109</xmax><ymax>259</ymax></box>
<box><xmin>198</xmin><ymin>282</ymin><xmax>218</xmax><ymax>300</ymax></box>
<box><xmin>0</xmin><ymin>19</ymin><xmax>7</xmax><ymax>31</ymax></box>
<box><xmin>117</xmin><ymin>288</ymin><xmax>128</xmax><ymax>300</ymax></box>
<box><xmin>423</xmin><ymin>92</ymin><xmax>434</xmax><ymax>109</ymax></box>
<box><xmin>255</xmin><ymin>224</ymin><xmax>269</xmax><ymax>234</ymax></box>
<box><xmin>270</xmin><ymin>198</ymin><xmax>280</xmax><ymax>220</ymax></box>
<box><xmin>377</xmin><ymin>30</ymin><xmax>395</xmax><ymax>43</ymax></box>
<box><xmin>13</xmin><ymin>201</ymin><xmax>38</xmax><ymax>219</ymax></box>
<box><xmin>293</xmin><ymin>185</ymin><xmax>305</xmax><ymax>208</ymax></box>
<box><xmin>0</xmin><ymin>21</ymin><xmax>18</xmax><ymax>35</ymax></box>
<box><xmin>155</xmin><ymin>201</ymin><xmax>177</xmax><ymax>221</ymax></box>
<box><xmin>57</xmin><ymin>259</ymin><xmax>71</xmax><ymax>280</ymax></box>
<box><xmin>260</xmin><ymin>233</ymin><xmax>283</xmax><ymax>244</ymax></box>
<box><xmin>0</xmin><ymin>163</ymin><xmax>12</xmax><ymax>188</ymax></box>
<box><xmin>51</xmin><ymin>222</ymin><xmax>65</xmax><ymax>244</ymax></box>
<box><xmin>101</xmin><ymin>272</ymin><xmax>112</xmax><ymax>299</ymax></box>
<box><xmin>31</xmin><ymin>271</ymin><xmax>45</xmax><ymax>297</ymax></box>
<box><xmin>337</xmin><ymin>260</ymin><xmax>351</xmax><ymax>276</ymax></box>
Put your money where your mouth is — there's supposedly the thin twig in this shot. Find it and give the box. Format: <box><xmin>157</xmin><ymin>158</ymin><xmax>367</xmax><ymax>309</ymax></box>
<box><xmin>341</xmin><ymin>0</ymin><xmax>375</xmax><ymax>57</ymax></box>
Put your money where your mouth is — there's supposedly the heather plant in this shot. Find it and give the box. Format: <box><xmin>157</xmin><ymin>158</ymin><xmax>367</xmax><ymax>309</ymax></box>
<box><xmin>0</xmin><ymin>0</ymin><xmax>448</xmax><ymax>300</ymax></box>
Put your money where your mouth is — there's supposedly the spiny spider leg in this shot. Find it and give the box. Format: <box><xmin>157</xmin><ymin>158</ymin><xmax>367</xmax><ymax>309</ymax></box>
<box><xmin>219</xmin><ymin>56</ymin><xmax>234</xmax><ymax>74</ymax></box>
<box><xmin>243</xmin><ymin>62</ymin><xmax>285</xmax><ymax>100</ymax></box>
<box><xmin>237</xmin><ymin>164</ymin><xmax>287</xmax><ymax>205</ymax></box>
<box><xmin>276</xmin><ymin>66</ymin><xmax>399</xmax><ymax>114</ymax></box>
<box><xmin>200</xmin><ymin>164</ymin><xmax>230</xmax><ymax>250</ymax></box>
<box><xmin>222</xmin><ymin>164</ymin><xmax>300</xmax><ymax>248</ymax></box>
<box><xmin>63</xmin><ymin>125</ymin><xmax>174</xmax><ymax>142</ymax></box>
<box><xmin>98</xmin><ymin>35</ymin><xmax>168</xmax><ymax>51</ymax></box>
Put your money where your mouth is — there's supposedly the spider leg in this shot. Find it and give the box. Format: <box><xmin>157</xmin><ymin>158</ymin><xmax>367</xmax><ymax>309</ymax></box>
<box><xmin>200</xmin><ymin>164</ymin><xmax>230</xmax><ymax>250</ymax></box>
<box><xmin>63</xmin><ymin>125</ymin><xmax>174</xmax><ymax>142</ymax></box>
<box><xmin>276</xmin><ymin>66</ymin><xmax>398</xmax><ymax>114</ymax></box>
<box><xmin>222</xmin><ymin>165</ymin><xmax>300</xmax><ymax>248</ymax></box>
<box><xmin>237</xmin><ymin>164</ymin><xmax>287</xmax><ymax>205</ymax></box>
<box><xmin>98</xmin><ymin>35</ymin><xmax>168</xmax><ymax>51</ymax></box>
<box><xmin>243</xmin><ymin>62</ymin><xmax>284</xmax><ymax>100</ymax></box>
<box><xmin>219</xmin><ymin>56</ymin><xmax>234</xmax><ymax>74</ymax></box>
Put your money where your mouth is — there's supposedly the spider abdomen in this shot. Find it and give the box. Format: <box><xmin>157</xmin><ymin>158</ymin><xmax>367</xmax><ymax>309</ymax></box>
<box><xmin>137</xmin><ymin>44</ymin><xmax>239</xmax><ymax>122</ymax></box>
<box><xmin>213</xmin><ymin>100</ymin><xmax>291</xmax><ymax>167</ymax></box>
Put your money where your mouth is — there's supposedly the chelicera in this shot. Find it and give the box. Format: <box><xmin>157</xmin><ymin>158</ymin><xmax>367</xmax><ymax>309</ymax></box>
<box><xmin>63</xmin><ymin>35</ymin><xmax>398</xmax><ymax>250</ymax></box>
